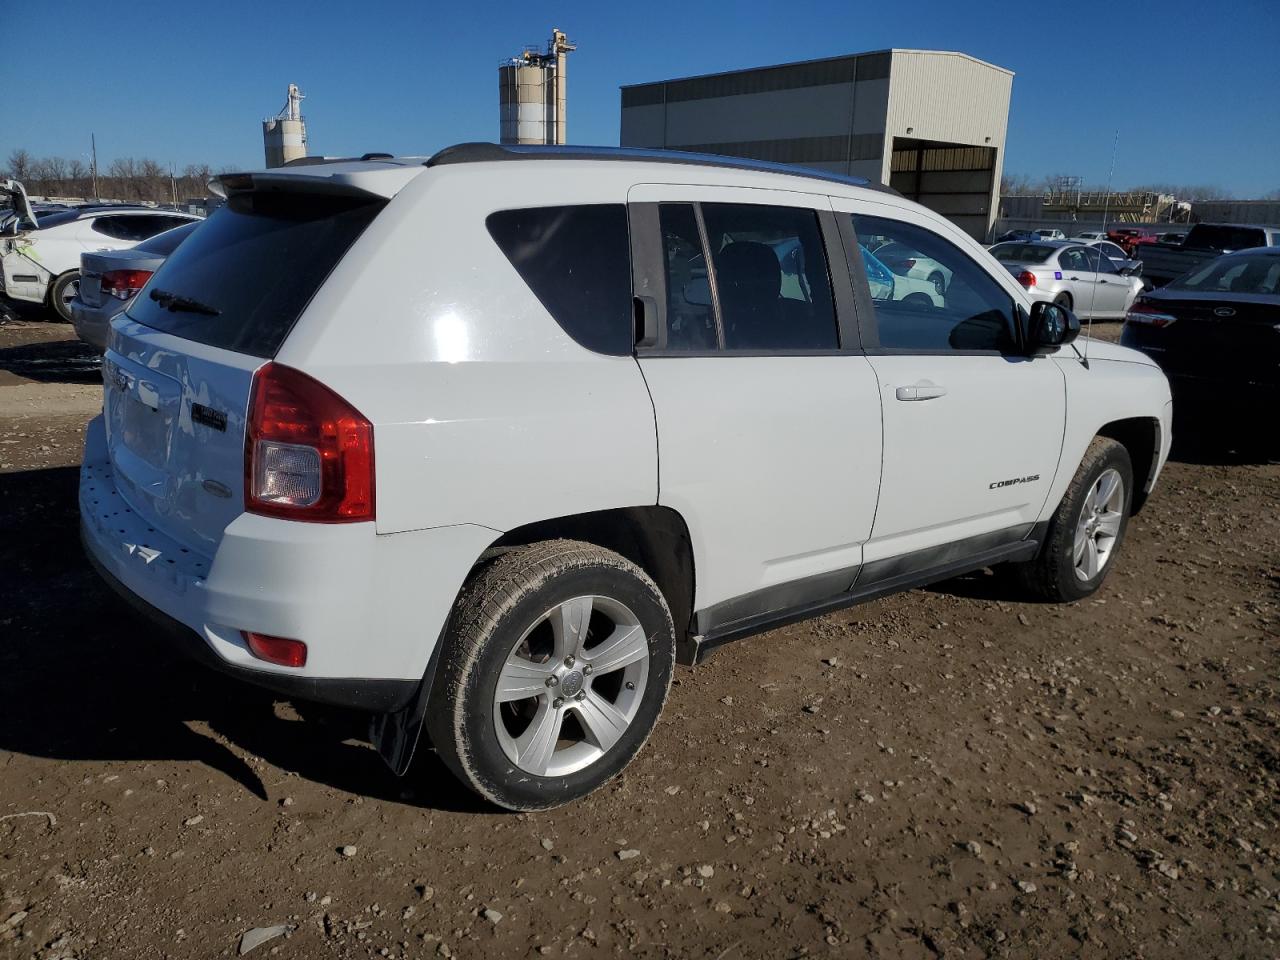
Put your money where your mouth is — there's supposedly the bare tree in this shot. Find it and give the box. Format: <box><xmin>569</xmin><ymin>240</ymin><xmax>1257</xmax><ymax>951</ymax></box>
<box><xmin>7</xmin><ymin>149</ymin><xmax>32</xmax><ymax>182</ymax></box>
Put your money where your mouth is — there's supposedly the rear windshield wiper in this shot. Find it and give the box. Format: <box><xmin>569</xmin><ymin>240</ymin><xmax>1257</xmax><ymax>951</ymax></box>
<box><xmin>149</xmin><ymin>288</ymin><xmax>221</xmax><ymax>316</ymax></box>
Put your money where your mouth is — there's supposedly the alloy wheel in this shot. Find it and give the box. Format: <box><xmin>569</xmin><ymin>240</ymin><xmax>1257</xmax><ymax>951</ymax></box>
<box><xmin>1073</xmin><ymin>467</ymin><xmax>1124</xmax><ymax>581</ymax></box>
<box><xmin>493</xmin><ymin>595</ymin><xmax>649</xmax><ymax>777</ymax></box>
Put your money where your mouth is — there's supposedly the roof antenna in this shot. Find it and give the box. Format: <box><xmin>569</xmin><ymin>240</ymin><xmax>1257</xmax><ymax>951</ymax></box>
<box><xmin>1081</xmin><ymin>130</ymin><xmax>1120</xmax><ymax>367</ymax></box>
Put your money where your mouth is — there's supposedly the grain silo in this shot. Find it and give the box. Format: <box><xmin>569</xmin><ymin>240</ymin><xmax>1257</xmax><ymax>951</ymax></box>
<box><xmin>499</xmin><ymin>29</ymin><xmax>575</xmax><ymax>145</ymax></box>
<box><xmin>263</xmin><ymin>84</ymin><xmax>307</xmax><ymax>168</ymax></box>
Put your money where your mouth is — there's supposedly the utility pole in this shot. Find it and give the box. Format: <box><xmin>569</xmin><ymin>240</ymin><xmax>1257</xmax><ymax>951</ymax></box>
<box><xmin>170</xmin><ymin>162</ymin><xmax>177</xmax><ymax>207</ymax></box>
<box><xmin>90</xmin><ymin>133</ymin><xmax>99</xmax><ymax>200</ymax></box>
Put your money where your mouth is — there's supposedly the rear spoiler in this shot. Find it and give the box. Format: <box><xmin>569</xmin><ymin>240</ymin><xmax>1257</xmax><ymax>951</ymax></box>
<box><xmin>209</xmin><ymin>163</ymin><xmax>426</xmax><ymax>201</ymax></box>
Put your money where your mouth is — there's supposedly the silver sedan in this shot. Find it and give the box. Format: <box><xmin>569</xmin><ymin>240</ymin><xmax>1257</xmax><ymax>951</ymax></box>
<box><xmin>988</xmin><ymin>240</ymin><xmax>1144</xmax><ymax>319</ymax></box>
<box><xmin>70</xmin><ymin>221</ymin><xmax>199</xmax><ymax>350</ymax></box>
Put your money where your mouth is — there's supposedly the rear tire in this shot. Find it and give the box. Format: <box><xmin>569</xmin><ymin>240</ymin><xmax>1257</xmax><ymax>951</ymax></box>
<box><xmin>1007</xmin><ymin>437</ymin><xmax>1133</xmax><ymax>602</ymax></box>
<box><xmin>427</xmin><ymin>539</ymin><xmax>676</xmax><ymax>811</ymax></box>
<box><xmin>49</xmin><ymin>271</ymin><xmax>79</xmax><ymax>323</ymax></box>
<box><xmin>1053</xmin><ymin>291</ymin><xmax>1073</xmax><ymax>311</ymax></box>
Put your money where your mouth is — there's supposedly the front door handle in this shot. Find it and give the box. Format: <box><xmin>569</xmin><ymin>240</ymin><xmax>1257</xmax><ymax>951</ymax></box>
<box><xmin>896</xmin><ymin>383</ymin><xmax>947</xmax><ymax>401</ymax></box>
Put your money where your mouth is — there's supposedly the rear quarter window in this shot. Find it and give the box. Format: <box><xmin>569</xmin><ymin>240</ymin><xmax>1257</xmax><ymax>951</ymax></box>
<box><xmin>126</xmin><ymin>193</ymin><xmax>383</xmax><ymax>358</ymax></box>
<box><xmin>486</xmin><ymin>205</ymin><xmax>633</xmax><ymax>356</ymax></box>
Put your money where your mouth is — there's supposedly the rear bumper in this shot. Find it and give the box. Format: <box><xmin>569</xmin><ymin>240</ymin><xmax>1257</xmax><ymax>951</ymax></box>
<box><xmin>79</xmin><ymin>415</ymin><xmax>498</xmax><ymax>711</ymax></box>
<box><xmin>81</xmin><ymin>531</ymin><xmax>418</xmax><ymax>712</ymax></box>
<box><xmin>70</xmin><ymin>298</ymin><xmax>118</xmax><ymax>352</ymax></box>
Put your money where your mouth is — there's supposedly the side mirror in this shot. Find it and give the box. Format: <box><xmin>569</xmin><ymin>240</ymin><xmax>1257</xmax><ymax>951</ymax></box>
<box><xmin>1029</xmin><ymin>300</ymin><xmax>1081</xmax><ymax>350</ymax></box>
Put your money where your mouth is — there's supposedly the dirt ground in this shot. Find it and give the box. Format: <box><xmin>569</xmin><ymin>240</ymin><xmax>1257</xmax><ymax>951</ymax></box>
<box><xmin>0</xmin><ymin>316</ymin><xmax>1277</xmax><ymax>960</ymax></box>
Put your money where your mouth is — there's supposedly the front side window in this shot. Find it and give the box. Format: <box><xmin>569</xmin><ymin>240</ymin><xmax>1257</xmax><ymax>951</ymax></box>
<box><xmin>487</xmin><ymin>205</ymin><xmax>633</xmax><ymax>356</ymax></box>
<box><xmin>851</xmin><ymin>214</ymin><xmax>1016</xmax><ymax>352</ymax></box>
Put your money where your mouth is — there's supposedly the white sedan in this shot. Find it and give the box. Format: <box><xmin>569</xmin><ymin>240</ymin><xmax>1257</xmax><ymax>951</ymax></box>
<box><xmin>1</xmin><ymin>180</ymin><xmax>197</xmax><ymax>321</ymax></box>
<box><xmin>866</xmin><ymin>239</ymin><xmax>954</xmax><ymax>296</ymax></box>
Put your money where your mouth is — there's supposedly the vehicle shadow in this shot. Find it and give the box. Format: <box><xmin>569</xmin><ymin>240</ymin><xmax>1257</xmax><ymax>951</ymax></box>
<box><xmin>0</xmin><ymin>338</ymin><xmax>102</xmax><ymax>384</ymax></box>
<box><xmin>0</xmin><ymin>464</ymin><xmax>486</xmax><ymax>814</ymax></box>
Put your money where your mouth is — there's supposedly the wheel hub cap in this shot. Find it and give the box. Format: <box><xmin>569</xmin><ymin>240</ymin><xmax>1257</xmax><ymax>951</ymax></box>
<box><xmin>560</xmin><ymin>670</ymin><xmax>584</xmax><ymax>698</ymax></box>
<box><xmin>493</xmin><ymin>595</ymin><xmax>650</xmax><ymax>778</ymax></box>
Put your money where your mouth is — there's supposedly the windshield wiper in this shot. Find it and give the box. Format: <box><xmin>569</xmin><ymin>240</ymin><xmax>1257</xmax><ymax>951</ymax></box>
<box><xmin>149</xmin><ymin>288</ymin><xmax>220</xmax><ymax>316</ymax></box>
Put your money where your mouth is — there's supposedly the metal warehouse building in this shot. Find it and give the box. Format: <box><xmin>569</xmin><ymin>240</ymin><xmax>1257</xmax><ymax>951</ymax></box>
<box><xmin>620</xmin><ymin>49</ymin><xmax>1013</xmax><ymax>240</ymax></box>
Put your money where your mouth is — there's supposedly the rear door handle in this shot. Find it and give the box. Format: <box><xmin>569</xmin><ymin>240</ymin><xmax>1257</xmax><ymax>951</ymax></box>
<box><xmin>896</xmin><ymin>383</ymin><xmax>947</xmax><ymax>401</ymax></box>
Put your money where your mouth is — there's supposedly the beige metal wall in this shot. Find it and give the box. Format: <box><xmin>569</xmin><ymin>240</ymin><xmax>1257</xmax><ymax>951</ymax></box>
<box><xmin>883</xmin><ymin>51</ymin><xmax>1012</xmax><ymax>238</ymax></box>
<box><xmin>619</xmin><ymin>49</ymin><xmax>1013</xmax><ymax>239</ymax></box>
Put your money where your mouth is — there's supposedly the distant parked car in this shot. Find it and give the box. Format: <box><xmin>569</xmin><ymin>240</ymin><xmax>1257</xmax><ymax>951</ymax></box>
<box><xmin>70</xmin><ymin>221</ymin><xmax>200</xmax><ymax>351</ymax></box>
<box><xmin>857</xmin><ymin>243</ymin><xmax>943</xmax><ymax>306</ymax></box>
<box><xmin>865</xmin><ymin>239</ymin><xmax>953</xmax><ymax>295</ymax></box>
<box><xmin>1121</xmin><ymin>247</ymin><xmax>1280</xmax><ymax>421</ymax></box>
<box><xmin>1107</xmin><ymin>225</ymin><xmax>1161</xmax><ymax>257</ymax></box>
<box><xmin>1158</xmin><ymin>232</ymin><xmax>1185</xmax><ymax>245</ymax></box>
<box><xmin>0</xmin><ymin>179</ymin><xmax>198</xmax><ymax>321</ymax></box>
<box><xmin>1136</xmin><ymin>223</ymin><xmax>1280</xmax><ymax>288</ymax></box>
<box><xmin>1071</xmin><ymin>231</ymin><xmax>1107</xmax><ymax>242</ymax></box>
<box><xmin>1033</xmin><ymin>228</ymin><xmax>1066</xmax><ymax>240</ymax></box>
<box><xmin>989</xmin><ymin>240</ymin><xmax>1144</xmax><ymax>319</ymax></box>
<box><xmin>995</xmin><ymin>229</ymin><xmax>1036</xmax><ymax>243</ymax></box>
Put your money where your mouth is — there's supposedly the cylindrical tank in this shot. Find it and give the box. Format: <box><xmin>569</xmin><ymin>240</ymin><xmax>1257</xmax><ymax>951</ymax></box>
<box><xmin>499</xmin><ymin>62</ymin><xmax>555</xmax><ymax>145</ymax></box>
<box><xmin>263</xmin><ymin>117</ymin><xmax>306</xmax><ymax>168</ymax></box>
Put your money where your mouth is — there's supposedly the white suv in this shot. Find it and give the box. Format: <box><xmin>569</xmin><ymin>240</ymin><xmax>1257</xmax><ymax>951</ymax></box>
<box><xmin>80</xmin><ymin>145</ymin><xmax>1173</xmax><ymax>811</ymax></box>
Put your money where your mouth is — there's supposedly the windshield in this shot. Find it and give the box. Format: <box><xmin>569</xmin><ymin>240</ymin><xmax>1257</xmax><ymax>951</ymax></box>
<box><xmin>1171</xmin><ymin>254</ymin><xmax>1280</xmax><ymax>295</ymax></box>
<box><xmin>1183</xmin><ymin>224</ymin><xmax>1265</xmax><ymax>251</ymax></box>
<box><xmin>128</xmin><ymin>192</ymin><xmax>383</xmax><ymax>358</ymax></box>
<box><xmin>990</xmin><ymin>243</ymin><xmax>1055</xmax><ymax>263</ymax></box>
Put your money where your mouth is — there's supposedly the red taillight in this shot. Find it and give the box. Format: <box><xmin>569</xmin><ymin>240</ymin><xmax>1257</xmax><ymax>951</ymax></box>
<box><xmin>100</xmin><ymin>268</ymin><xmax>153</xmax><ymax>301</ymax></box>
<box><xmin>245</xmin><ymin>362</ymin><xmax>375</xmax><ymax>522</ymax></box>
<box><xmin>1017</xmin><ymin>270</ymin><xmax>1038</xmax><ymax>288</ymax></box>
<box><xmin>244</xmin><ymin>632</ymin><xmax>308</xmax><ymax>668</ymax></box>
<box><xmin>1125</xmin><ymin>302</ymin><xmax>1177</xmax><ymax>328</ymax></box>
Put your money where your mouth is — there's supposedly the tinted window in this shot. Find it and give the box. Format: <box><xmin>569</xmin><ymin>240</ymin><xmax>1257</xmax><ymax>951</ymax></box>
<box><xmin>90</xmin><ymin>215</ymin><xmax>147</xmax><ymax>240</ymax></box>
<box><xmin>852</xmin><ymin>214</ymin><xmax>1016</xmax><ymax>352</ymax></box>
<box><xmin>1172</xmin><ymin>254</ymin><xmax>1280</xmax><ymax>295</ymax></box>
<box><xmin>1184</xmin><ymin>225</ymin><xmax>1266</xmax><ymax>251</ymax></box>
<box><xmin>1058</xmin><ymin>247</ymin><xmax>1089</xmax><ymax>272</ymax></box>
<box><xmin>135</xmin><ymin>221</ymin><xmax>200</xmax><ymax>256</ymax></box>
<box><xmin>658</xmin><ymin>204</ymin><xmax>717</xmax><ymax>351</ymax></box>
<box><xmin>487</xmin><ymin>205</ymin><xmax>633</xmax><ymax>356</ymax></box>
<box><xmin>128</xmin><ymin>192</ymin><xmax>383</xmax><ymax>358</ymax></box>
<box><xmin>1078</xmin><ymin>246</ymin><xmax>1116</xmax><ymax>274</ymax></box>
<box><xmin>700</xmin><ymin>203</ymin><xmax>837</xmax><ymax>351</ymax></box>
<box><xmin>990</xmin><ymin>243</ymin><xmax>1055</xmax><ymax>263</ymax></box>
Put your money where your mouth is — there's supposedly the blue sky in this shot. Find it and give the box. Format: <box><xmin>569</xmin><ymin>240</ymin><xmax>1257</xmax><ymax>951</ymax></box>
<box><xmin>4</xmin><ymin>0</ymin><xmax>1278</xmax><ymax>195</ymax></box>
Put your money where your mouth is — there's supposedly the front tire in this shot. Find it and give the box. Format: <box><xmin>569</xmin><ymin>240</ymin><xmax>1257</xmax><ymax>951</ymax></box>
<box><xmin>49</xmin><ymin>271</ymin><xmax>80</xmax><ymax>323</ymax></box>
<box><xmin>427</xmin><ymin>540</ymin><xmax>676</xmax><ymax>811</ymax></box>
<box><xmin>1009</xmin><ymin>437</ymin><xmax>1133</xmax><ymax>602</ymax></box>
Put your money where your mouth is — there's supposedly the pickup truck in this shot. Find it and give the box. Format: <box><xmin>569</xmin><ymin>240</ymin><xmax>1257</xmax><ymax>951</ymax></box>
<box><xmin>1137</xmin><ymin>222</ymin><xmax>1280</xmax><ymax>287</ymax></box>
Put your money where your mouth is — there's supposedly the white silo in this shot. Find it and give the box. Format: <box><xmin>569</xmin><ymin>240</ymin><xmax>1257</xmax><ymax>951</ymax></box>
<box><xmin>498</xmin><ymin>29</ymin><xmax>575</xmax><ymax>145</ymax></box>
<box><xmin>263</xmin><ymin>84</ymin><xmax>307</xmax><ymax>168</ymax></box>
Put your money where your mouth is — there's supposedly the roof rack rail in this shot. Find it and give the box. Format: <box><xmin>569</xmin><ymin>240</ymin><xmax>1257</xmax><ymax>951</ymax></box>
<box><xmin>424</xmin><ymin>142</ymin><xmax>899</xmax><ymax>195</ymax></box>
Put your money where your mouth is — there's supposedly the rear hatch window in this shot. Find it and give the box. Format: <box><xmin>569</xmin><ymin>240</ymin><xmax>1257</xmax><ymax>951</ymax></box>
<box><xmin>127</xmin><ymin>192</ymin><xmax>384</xmax><ymax>358</ymax></box>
